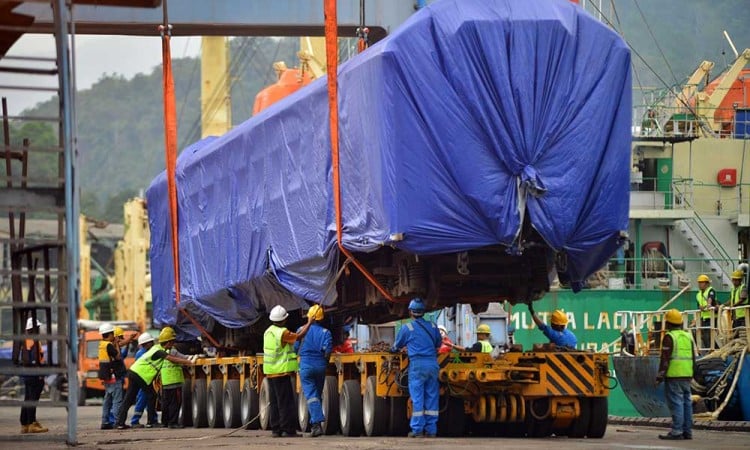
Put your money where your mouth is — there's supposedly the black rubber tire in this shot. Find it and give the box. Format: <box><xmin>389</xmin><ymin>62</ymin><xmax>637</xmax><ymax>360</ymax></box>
<box><xmin>181</xmin><ymin>379</ymin><xmax>193</xmax><ymax>427</ymax></box>
<box><xmin>77</xmin><ymin>383</ymin><xmax>87</xmax><ymax>407</ymax></box>
<box><xmin>241</xmin><ymin>378</ymin><xmax>260</xmax><ymax>430</ymax></box>
<box><xmin>207</xmin><ymin>379</ymin><xmax>225</xmax><ymax>428</ymax></box>
<box><xmin>437</xmin><ymin>395</ymin><xmax>466</xmax><ymax>437</ymax></box>
<box><xmin>223</xmin><ymin>380</ymin><xmax>242</xmax><ymax>428</ymax></box>
<box><xmin>340</xmin><ymin>379</ymin><xmax>363</xmax><ymax>436</ymax></box>
<box><xmin>587</xmin><ymin>397</ymin><xmax>608</xmax><ymax>438</ymax></box>
<box><xmin>568</xmin><ymin>397</ymin><xmax>590</xmax><ymax>438</ymax></box>
<box><xmin>191</xmin><ymin>379</ymin><xmax>208</xmax><ymax>428</ymax></box>
<box><xmin>388</xmin><ymin>397</ymin><xmax>410</xmax><ymax>436</ymax></box>
<box><xmin>258</xmin><ymin>378</ymin><xmax>271</xmax><ymax>430</ymax></box>
<box><xmin>363</xmin><ymin>375</ymin><xmax>388</xmax><ymax>436</ymax></box>
<box><xmin>297</xmin><ymin>385</ymin><xmax>310</xmax><ymax>432</ymax></box>
<box><xmin>526</xmin><ymin>399</ymin><xmax>553</xmax><ymax>437</ymax></box>
<box><xmin>321</xmin><ymin>375</ymin><xmax>341</xmax><ymax>435</ymax></box>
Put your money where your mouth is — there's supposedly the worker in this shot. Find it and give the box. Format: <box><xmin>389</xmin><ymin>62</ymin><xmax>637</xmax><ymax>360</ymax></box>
<box><xmin>727</xmin><ymin>270</ymin><xmax>748</xmax><ymax>331</ymax></box>
<box><xmin>294</xmin><ymin>305</ymin><xmax>332</xmax><ymax>438</ymax></box>
<box><xmin>390</xmin><ymin>298</ymin><xmax>441</xmax><ymax>438</ymax></box>
<box><xmin>108</xmin><ymin>326</ymin><xmax>136</xmax><ymax>425</ymax></box>
<box><xmin>114</xmin><ymin>326</ymin><xmax>192</xmax><ymax>429</ymax></box>
<box><xmin>437</xmin><ymin>325</ymin><xmax>453</xmax><ymax>354</ymax></box>
<box><xmin>129</xmin><ymin>333</ymin><xmax>159</xmax><ymax>428</ymax></box>
<box><xmin>114</xmin><ymin>326</ymin><xmax>138</xmax><ymax>358</ymax></box>
<box><xmin>98</xmin><ymin>322</ymin><xmax>125</xmax><ymax>430</ymax></box>
<box><xmin>263</xmin><ymin>305</ymin><xmax>313</xmax><ymax>438</ymax></box>
<box><xmin>332</xmin><ymin>325</ymin><xmax>355</xmax><ymax>353</ymax></box>
<box><xmin>527</xmin><ymin>304</ymin><xmax>577</xmax><ymax>349</ymax></box>
<box><xmin>448</xmin><ymin>324</ymin><xmax>492</xmax><ymax>353</ymax></box>
<box><xmin>158</xmin><ymin>326</ymin><xmax>195</xmax><ymax>428</ymax></box>
<box><xmin>656</xmin><ymin>309</ymin><xmax>695</xmax><ymax>441</ymax></box>
<box><xmin>17</xmin><ymin>316</ymin><xmax>48</xmax><ymax>434</ymax></box>
<box><xmin>695</xmin><ymin>274</ymin><xmax>717</xmax><ymax>350</ymax></box>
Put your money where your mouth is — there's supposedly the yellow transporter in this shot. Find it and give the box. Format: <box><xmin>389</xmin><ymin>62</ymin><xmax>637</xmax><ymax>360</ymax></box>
<box><xmin>180</xmin><ymin>349</ymin><xmax>611</xmax><ymax>438</ymax></box>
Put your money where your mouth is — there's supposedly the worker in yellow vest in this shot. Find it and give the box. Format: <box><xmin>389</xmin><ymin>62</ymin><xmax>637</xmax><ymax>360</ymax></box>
<box><xmin>448</xmin><ymin>323</ymin><xmax>493</xmax><ymax>353</ymax></box>
<box><xmin>158</xmin><ymin>327</ymin><xmax>196</xmax><ymax>428</ymax></box>
<box><xmin>98</xmin><ymin>323</ymin><xmax>125</xmax><ymax>430</ymax></box>
<box><xmin>656</xmin><ymin>309</ymin><xmax>695</xmax><ymax>441</ymax></box>
<box><xmin>17</xmin><ymin>317</ymin><xmax>48</xmax><ymax>434</ymax></box>
<box><xmin>727</xmin><ymin>270</ymin><xmax>748</xmax><ymax>330</ymax></box>
<box><xmin>114</xmin><ymin>327</ymin><xmax>191</xmax><ymax>429</ymax></box>
<box><xmin>695</xmin><ymin>274</ymin><xmax>717</xmax><ymax>350</ymax></box>
<box><xmin>263</xmin><ymin>305</ymin><xmax>313</xmax><ymax>438</ymax></box>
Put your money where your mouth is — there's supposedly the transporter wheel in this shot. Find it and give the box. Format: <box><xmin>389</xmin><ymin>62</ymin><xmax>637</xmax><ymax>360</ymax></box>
<box><xmin>180</xmin><ymin>379</ymin><xmax>193</xmax><ymax>427</ymax></box>
<box><xmin>258</xmin><ymin>378</ymin><xmax>271</xmax><ymax>430</ymax></box>
<box><xmin>223</xmin><ymin>380</ymin><xmax>242</xmax><ymax>428</ymax></box>
<box><xmin>568</xmin><ymin>397</ymin><xmax>591</xmax><ymax>438</ymax></box>
<box><xmin>587</xmin><ymin>397</ymin><xmax>608</xmax><ymax>438</ymax></box>
<box><xmin>437</xmin><ymin>395</ymin><xmax>466</xmax><ymax>437</ymax></box>
<box><xmin>388</xmin><ymin>397</ymin><xmax>410</xmax><ymax>436</ymax></box>
<box><xmin>526</xmin><ymin>399</ymin><xmax>553</xmax><ymax>437</ymax></box>
<box><xmin>340</xmin><ymin>379</ymin><xmax>363</xmax><ymax>436</ymax></box>
<box><xmin>191</xmin><ymin>379</ymin><xmax>208</xmax><ymax>428</ymax></box>
<box><xmin>77</xmin><ymin>383</ymin><xmax>87</xmax><ymax>407</ymax></box>
<box><xmin>207</xmin><ymin>379</ymin><xmax>225</xmax><ymax>428</ymax></box>
<box><xmin>321</xmin><ymin>376</ymin><xmax>341</xmax><ymax>435</ymax></box>
<box><xmin>240</xmin><ymin>378</ymin><xmax>260</xmax><ymax>429</ymax></box>
<box><xmin>297</xmin><ymin>386</ymin><xmax>310</xmax><ymax>432</ymax></box>
<box><xmin>363</xmin><ymin>375</ymin><xmax>388</xmax><ymax>436</ymax></box>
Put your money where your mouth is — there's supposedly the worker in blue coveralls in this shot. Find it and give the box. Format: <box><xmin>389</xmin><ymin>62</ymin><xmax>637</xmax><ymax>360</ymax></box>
<box><xmin>528</xmin><ymin>303</ymin><xmax>577</xmax><ymax>349</ymax></box>
<box><xmin>390</xmin><ymin>298</ymin><xmax>441</xmax><ymax>438</ymax></box>
<box><xmin>294</xmin><ymin>305</ymin><xmax>332</xmax><ymax>438</ymax></box>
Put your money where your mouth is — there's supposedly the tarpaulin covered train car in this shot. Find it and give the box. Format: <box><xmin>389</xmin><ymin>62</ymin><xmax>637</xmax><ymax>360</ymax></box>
<box><xmin>146</xmin><ymin>0</ymin><xmax>631</xmax><ymax>340</ymax></box>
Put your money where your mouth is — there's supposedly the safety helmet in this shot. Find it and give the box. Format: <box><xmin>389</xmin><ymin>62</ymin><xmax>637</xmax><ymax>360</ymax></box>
<box><xmin>99</xmin><ymin>323</ymin><xmax>115</xmax><ymax>335</ymax></box>
<box><xmin>25</xmin><ymin>317</ymin><xmax>43</xmax><ymax>331</ymax></box>
<box><xmin>408</xmin><ymin>298</ymin><xmax>426</xmax><ymax>315</ymax></box>
<box><xmin>476</xmin><ymin>324</ymin><xmax>491</xmax><ymax>335</ymax></box>
<box><xmin>269</xmin><ymin>305</ymin><xmax>288</xmax><ymax>322</ymax></box>
<box><xmin>307</xmin><ymin>305</ymin><xmax>324</xmax><ymax>321</ymax></box>
<box><xmin>114</xmin><ymin>326</ymin><xmax>124</xmax><ymax>338</ymax></box>
<box><xmin>731</xmin><ymin>270</ymin><xmax>744</xmax><ymax>280</ymax></box>
<box><xmin>665</xmin><ymin>309</ymin><xmax>683</xmax><ymax>325</ymax></box>
<box><xmin>158</xmin><ymin>326</ymin><xmax>176</xmax><ymax>343</ymax></box>
<box><xmin>551</xmin><ymin>310</ymin><xmax>568</xmax><ymax>326</ymax></box>
<box><xmin>438</xmin><ymin>325</ymin><xmax>448</xmax><ymax>335</ymax></box>
<box><xmin>696</xmin><ymin>274</ymin><xmax>710</xmax><ymax>283</ymax></box>
<box><xmin>137</xmin><ymin>333</ymin><xmax>154</xmax><ymax>345</ymax></box>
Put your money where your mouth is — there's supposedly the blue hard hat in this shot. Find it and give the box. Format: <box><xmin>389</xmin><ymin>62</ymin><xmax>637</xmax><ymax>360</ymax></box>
<box><xmin>408</xmin><ymin>298</ymin><xmax>425</xmax><ymax>313</ymax></box>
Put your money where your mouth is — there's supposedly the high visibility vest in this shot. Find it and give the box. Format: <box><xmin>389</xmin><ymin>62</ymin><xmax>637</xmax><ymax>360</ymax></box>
<box><xmin>160</xmin><ymin>355</ymin><xmax>184</xmax><ymax>387</ymax></box>
<box><xmin>98</xmin><ymin>340</ymin><xmax>125</xmax><ymax>380</ymax></box>
<box><xmin>263</xmin><ymin>325</ymin><xmax>298</xmax><ymax>375</ymax></box>
<box><xmin>479</xmin><ymin>340</ymin><xmax>492</xmax><ymax>353</ymax></box>
<box><xmin>129</xmin><ymin>344</ymin><xmax>164</xmax><ymax>384</ymax></box>
<box><xmin>730</xmin><ymin>284</ymin><xmax>747</xmax><ymax>319</ymax></box>
<box><xmin>696</xmin><ymin>288</ymin><xmax>715</xmax><ymax>319</ymax></box>
<box><xmin>665</xmin><ymin>330</ymin><xmax>693</xmax><ymax>378</ymax></box>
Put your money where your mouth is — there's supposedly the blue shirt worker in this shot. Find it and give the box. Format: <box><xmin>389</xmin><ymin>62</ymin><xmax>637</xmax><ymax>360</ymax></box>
<box><xmin>294</xmin><ymin>305</ymin><xmax>332</xmax><ymax>438</ymax></box>
<box><xmin>390</xmin><ymin>298</ymin><xmax>441</xmax><ymax>438</ymax></box>
<box><xmin>528</xmin><ymin>304</ymin><xmax>577</xmax><ymax>349</ymax></box>
<box><xmin>656</xmin><ymin>309</ymin><xmax>695</xmax><ymax>441</ymax></box>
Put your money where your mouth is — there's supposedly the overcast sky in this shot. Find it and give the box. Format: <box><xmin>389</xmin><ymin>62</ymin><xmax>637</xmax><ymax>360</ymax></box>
<box><xmin>3</xmin><ymin>34</ymin><xmax>201</xmax><ymax>115</ymax></box>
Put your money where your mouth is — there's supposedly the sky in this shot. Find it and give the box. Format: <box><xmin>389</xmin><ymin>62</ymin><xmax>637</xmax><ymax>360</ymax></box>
<box><xmin>3</xmin><ymin>34</ymin><xmax>201</xmax><ymax>115</ymax></box>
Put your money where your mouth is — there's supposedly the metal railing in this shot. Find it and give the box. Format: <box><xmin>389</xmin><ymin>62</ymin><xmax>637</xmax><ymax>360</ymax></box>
<box><xmin>633</xmin><ymin>102</ymin><xmax>750</xmax><ymax>140</ymax></box>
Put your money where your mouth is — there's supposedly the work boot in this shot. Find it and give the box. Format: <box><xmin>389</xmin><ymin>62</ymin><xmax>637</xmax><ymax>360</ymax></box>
<box><xmin>100</xmin><ymin>423</ymin><xmax>113</xmax><ymax>430</ymax></box>
<box><xmin>310</xmin><ymin>423</ymin><xmax>323</xmax><ymax>437</ymax></box>
<box><xmin>408</xmin><ymin>431</ymin><xmax>424</xmax><ymax>438</ymax></box>
<box><xmin>20</xmin><ymin>425</ymin><xmax>29</xmax><ymax>434</ymax></box>
<box><xmin>683</xmin><ymin>432</ymin><xmax>693</xmax><ymax>440</ymax></box>
<box><xmin>28</xmin><ymin>422</ymin><xmax>48</xmax><ymax>433</ymax></box>
<box><xmin>658</xmin><ymin>433</ymin><xmax>683</xmax><ymax>440</ymax></box>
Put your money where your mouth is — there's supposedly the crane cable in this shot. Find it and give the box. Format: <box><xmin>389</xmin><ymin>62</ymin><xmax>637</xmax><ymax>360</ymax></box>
<box><xmin>324</xmin><ymin>0</ymin><xmax>396</xmax><ymax>303</ymax></box>
<box><xmin>160</xmin><ymin>0</ymin><xmax>220</xmax><ymax>348</ymax></box>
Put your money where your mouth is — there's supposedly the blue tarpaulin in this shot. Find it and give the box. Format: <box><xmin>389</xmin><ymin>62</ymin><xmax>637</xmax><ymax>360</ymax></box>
<box><xmin>147</xmin><ymin>0</ymin><xmax>631</xmax><ymax>329</ymax></box>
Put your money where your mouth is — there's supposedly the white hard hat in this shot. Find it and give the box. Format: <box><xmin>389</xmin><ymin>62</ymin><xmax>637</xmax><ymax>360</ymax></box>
<box><xmin>269</xmin><ymin>305</ymin><xmax>288</xmax><ymax>322</ymax></box>
<box><xmin>137</xmin><ymin>333</ymin><xmax>154</xmax><ymax>345</ymax></box>
<box><xmin>99</xmin><ymin>323</ymin><xmax>115</xmax><ymax>335</ymax></box>
<box><xmin>25</xmin><ymin>317</ymin><xmax>43</xmax><ymax>330</ymax></box>
<box><xmin>438</xmin><ymin>325</ymin><xmax>447</xmax><ymax>334</ymax></box>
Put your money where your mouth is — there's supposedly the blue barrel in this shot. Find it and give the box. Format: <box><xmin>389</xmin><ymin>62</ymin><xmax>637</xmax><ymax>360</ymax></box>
<box><xmin>741</xmin><ymin>355</ymin><xmax>750</xmax><ymax>421</ymax></box>
<box><xmin>736</xmin><ymin>109</ymin><xmax>750</xmax><ymax>139</ymax></box>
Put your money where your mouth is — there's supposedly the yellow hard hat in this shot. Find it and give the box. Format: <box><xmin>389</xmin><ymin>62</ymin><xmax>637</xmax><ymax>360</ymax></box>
<box><xmin>114</xmin><ymin>326</ymin><xmax>124</xmax><ymax>338</ymax></box>
<box><xmin>158</xmin><ymin>326</ymin><xmax>176</xmax><ymax>343</ymax></box>
<box><xmin>665</xmin><ymin>309</ymin><xmax>682</xmax><ymax>325</ymax></box>
<box><xmin>731</xmin><ymin>270</ymin><xmax>744</xmax><ymax>280</ymax></box>
<box><xmin>476</xmin><ymin>324</ymin><xmax>491</xmax><ymax>335</ymax></box>
<box><xmin>307</xmin><ymin>305</ymin><xmax>324</xmax><ymax>321</ymax></box>
<box><xmin>696</xmin><ymin>274</ymin><xmax>710</xmax><ymax>283</ymax></box>
<box><xmin>551</xmin><ymin>310</ymin><xmax>568</xmax><ymax>326</ymax></box>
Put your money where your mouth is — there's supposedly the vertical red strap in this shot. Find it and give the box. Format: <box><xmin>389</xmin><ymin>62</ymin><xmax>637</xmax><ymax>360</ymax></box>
<box><xmin>324</xmin><ymin>0</ymin><xmax>341</xmax><ymax>246</ymax></box>
<box><xmin>162</xmin><ymin>34</ymin><xmax>180</xmax><ymax>305</ymax></box>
